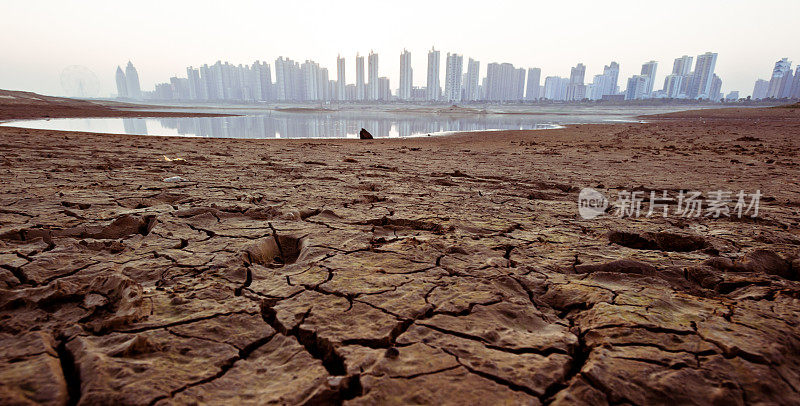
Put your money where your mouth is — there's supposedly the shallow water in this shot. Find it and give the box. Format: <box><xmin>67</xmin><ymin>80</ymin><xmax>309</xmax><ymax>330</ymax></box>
<box><xmin>0</xmin><ymin>106</ymin><xmax>695</xmax><ymax>139</ymax></box>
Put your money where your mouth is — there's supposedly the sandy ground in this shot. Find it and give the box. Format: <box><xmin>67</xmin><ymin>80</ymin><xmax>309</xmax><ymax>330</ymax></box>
<box><xmin>1</xmin><ymin>96</ymin><xmax>799</xmax><ymax>405</ymax></box>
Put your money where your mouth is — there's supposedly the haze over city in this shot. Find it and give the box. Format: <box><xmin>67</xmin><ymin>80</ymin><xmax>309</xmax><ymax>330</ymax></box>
<box><xmin>2</xmin><ymin>0</ymin><xmax>799</xmax><ymax>98</ymax></box>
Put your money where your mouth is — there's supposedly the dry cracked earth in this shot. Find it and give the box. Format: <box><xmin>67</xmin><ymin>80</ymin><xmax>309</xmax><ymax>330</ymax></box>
<box><xmin>1</xmin><ymin>105</ymin><xmax>800</xmax><ymax>405</ymax></box>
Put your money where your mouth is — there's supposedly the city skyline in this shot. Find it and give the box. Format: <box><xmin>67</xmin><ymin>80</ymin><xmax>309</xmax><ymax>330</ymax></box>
<box><xmin>115</xmin><ymin>50</ymin><xmax>800</xmax><ymax>103</ymax></box>
<box><xmin>3</xmin><ymin>0</ymin><xmax>800</xmax><ymax>98</ymax></box>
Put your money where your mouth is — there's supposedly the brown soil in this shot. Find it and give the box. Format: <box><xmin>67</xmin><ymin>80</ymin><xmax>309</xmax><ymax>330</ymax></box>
<box><xmin>0</xmin><ymin>89</ymin><xmax>229</xmax><ymax>121</ymax></box>
<box><xmin>1</xmin><ymin>93</ymin><xmax>799</xmax><ymax>405</ymax></box>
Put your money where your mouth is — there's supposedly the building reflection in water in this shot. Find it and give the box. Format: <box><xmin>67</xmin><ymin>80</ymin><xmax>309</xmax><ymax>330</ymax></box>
<box><xmin>150</xmin><ymin>112</ymin><xmax>557</xmax><ymax>139</ymax></box>
<box><xmin>123</xmin><ymin>118</ymin><xmax>148</xmax><ymax>135</ymax></box>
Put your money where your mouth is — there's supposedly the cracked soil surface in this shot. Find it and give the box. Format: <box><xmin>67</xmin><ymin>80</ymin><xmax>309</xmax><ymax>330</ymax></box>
<box><xmin>1</xmin><ymin>102</ymin><xmax>800</xmax><ymax>405</ymax></box>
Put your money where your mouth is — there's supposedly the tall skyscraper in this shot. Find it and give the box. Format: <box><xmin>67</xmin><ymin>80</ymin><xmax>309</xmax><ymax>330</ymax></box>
<box><xmin>426</xmin><ymin>48</ymin><xmax>441</xmax><ymax>101</ymax></box>
<box><xmin>251</xmin><ymin>61</ymin><xmax>271</xmax><ymax>101</ymax></box>
<box><xmin>660</xmin><ymin>56</ymin><xmax>693</xmax><ymax>99</ymax></box>
<box><xmin>672</xmin><ymin>55</ymin><xmax>693</xmax><ymax>76</ymax></box>
<box><xmin>588</xmin><ymin>74</ymin><xmax>611</xmax><ymax>100</ymax></box>
<box><xmin>485</xmin><ymin>62</ymin><xmax>524</xmax><ymax>101</ymax></box>
<box><xmin>640</xmin><ymin>60</ymin><xmax>658</xmax><ymax>97</ymax></box>
<box><xmin>566</xmin><ymin>63</ymin><xmax>586</xmax><ymax>101</ymax></box>
<box><xmin>336</xmin><ymin>55</ymin><xmax>346</xmax><ymax>101</ymax></box>
<box><xmin>399</xmin><ymin>50</ymin><xmax>413</xmax><ymax>101</ymax></box>
<box><xmin>444</xmin><ymin>53</ymin><xmax>463</xmax><ymax>102</ymax></box>
<box><xmin>752</xmin><ymin>79</ymin><xmax>769</xmax><ymax>100</ymax></box>
<box><xmin>543</xmin><ymin>76</ymin><xmax>569</xmax><ymax>101</ymax></box>
<box><xmin>688</xmin><ymin>52</ymin><xmax>717</xmax><ymax>99</ymax></box>
<box><xmin>525</xmin><ymin>68</ymin><xmax>541</xmax><ymax>101</ymax></box>
<box><xmin>663</xmin><ymin>74</ymin><xmax>684</xmax><ymax>98</ymax></box>
<box><xmin>464</xmin><ymin>59</ymin><xmax>480</xmax><ymax>101</ymax></box>
<box><xmin>368</xmin><ymin>51</ymin><xmax>379</xmax><ymax>101</ymax></box>
<box><xmin>767</xmin><ymin>58</ymin><xmax>793</xmax><ymax>99</ymax></box>
<box><xmin>115</xmin><ymin>66</ymin><xmax>128</xmax><ymax>98</ymax></box>
<box><xmin>625</xmin><ymin>75</ymin><xmax>648</xmax><ymax>100</ymax></box>
<box><xmin>602</xmin><ymin>62</ymin><xmax>620</xmax><ymax>96</ymax></box>
<box><xmin>513</xmin><ymin>68</ymin><xmax>526</xmax><ymax>100</ymax></box>
<box><xmin>275</xmin><ymin>57</ymin><xmax>302</xmax><ymax>101</ymax></box>
<box><xmin>318</xmin><ymin>67</ymin><xmax>329</xmax><ymax>100</ymax></box>
<box><xmin>356</xmin><ymin>54</ymin><xmax>365</xmax><ymax>101</ymax></box>
<box><xmin>186</xmin><ymin>67</ymin><xmax>201</xmax><ymax>100</ymax></box>
<box><xmin>378</xmin><ymin>77</ymin><xmax>391</xmax><ymax>101</ymax></box>
<box><xmin>302</xmin><ymin>60</ymin><xmax>321</xmax><ymax>100</ymax></box>
<box><xmin>124</xmin><ymin>61</ymin><xmax>142</xmax><ymax>100</ymax></box>
<box><xmin>791</xmin><ymin>66</ymin><xmax>800</xmax><ymax>99</ymax></box>
<box><xmin>569</xmin><ymin>63</ymin><xmax>586</xmax><ymax>85</ymax></box>
<box><xmin>709</xmin><ymin>74</ymin><xmax>723</xmax><ymax>101</ymax></box>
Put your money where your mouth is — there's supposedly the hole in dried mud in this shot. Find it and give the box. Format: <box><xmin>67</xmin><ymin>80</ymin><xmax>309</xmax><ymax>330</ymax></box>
<box><xmin>245</xmin><ymin>234</ymin><xmax>307</xmax><ymax>267</ymax></box>
<box><xmin>608</xmin><ymin>230</ymin><xmax>706</xmax><ymax>252</ymax></box>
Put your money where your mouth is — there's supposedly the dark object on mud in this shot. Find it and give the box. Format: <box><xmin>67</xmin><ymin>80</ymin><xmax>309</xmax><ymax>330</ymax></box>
<box><xmin>359</xmin><ymin>128</ymin><xmax>373</xmax><ymax>140</ymax></box>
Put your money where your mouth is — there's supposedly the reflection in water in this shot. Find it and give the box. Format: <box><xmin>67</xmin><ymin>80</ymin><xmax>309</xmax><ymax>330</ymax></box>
<box><xmin>3</xmin><ymin>111</ymin><xmax>588</xmax><ymax>139</ymax></box>
<box><xmin>123</xmin><ymin>118</ymin><xmax>148</xmax><ymax>135</ymax></box>
<box><xmin>152</xmin><ymin>113</ymin><xmax>558</xmax><ymax>138</ymax></box>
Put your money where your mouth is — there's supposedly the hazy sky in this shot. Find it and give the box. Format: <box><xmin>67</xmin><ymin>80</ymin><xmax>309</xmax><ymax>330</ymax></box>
<box><xmin>2</xmin><ymin>0</ymin><xmax>798</xmax><ymax>98</ymax></box>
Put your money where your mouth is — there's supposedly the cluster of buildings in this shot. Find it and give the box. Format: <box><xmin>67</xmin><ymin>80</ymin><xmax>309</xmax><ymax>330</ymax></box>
<box><xmin>114</xmin><ymin>62</ymin><xmax>143</xmax><ymax>100</ymax></box>
<box><xmin>114</xmin><ymin>50</ymin><xmax>796</xmax><ymax>103</ymax></box>
<box><xmin>751</xmin><ymin>58</ymin><xmax>800</xmax><ymax>100</ymax></box>
<box><xmin>622</xmin><ymin>52</ymin><xmax>723</xmax><ymax>101</ymax></box>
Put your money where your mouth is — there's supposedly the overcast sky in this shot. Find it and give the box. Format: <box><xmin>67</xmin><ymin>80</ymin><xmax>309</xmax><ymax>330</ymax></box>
<box><xmin>2</xmin><ymin>0</ymin><xmax>798</xmax><ymax>98</ymax></box>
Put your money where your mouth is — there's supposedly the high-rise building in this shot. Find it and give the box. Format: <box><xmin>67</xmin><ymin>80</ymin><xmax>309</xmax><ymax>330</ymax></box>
<box><xmin>368</xmin><ymin>51</ymin><xmax>379</xmax><ymax>101</ymax></box>
<box><xmin>378</xmin><ymin>77</ymin><xmax>391</xmax><ymax>101</ymax></box>
<box><xmin>275</xmin><ymin>57</ymin><xmax>303</xmax><ymax>101</ymax></box>
<box><xmin>336</xmin><ymin>55</ymin><xmax>346</xmax><ymax>101</ymax></box>
<box><xmin>444</xmin><ymin>53</ymin><xmax>463</xmax><ymax>102</ymax></box>
<box><xmin>115</xmin><ymin>66</ymin><xmax>128</xmax><ymax>98</ymax></box>
<box><xmin>663</xmin><ymin>74</ymin><xmax>684</xmax><ymax>98</ymax></box>
<box><xmin>525</xmin><ymin>68</ymin><xmax>541</xmax><ymax>101</ymax></box>
<box><xmin>186</xmin><ymin>67</ymin><xmax>201</xmax><ymax>100</ymax></box>
<box><xmin>603</xmin><ymin>62</ymin><xmax>620</xmax><ymax>95</ymax></box>
<box><xmin>588</xmin><ymin>74</ymin><xmax>610</xmax><ymax>100</ymax></box>
<box><xmin>356</xmin><ymin>54</ymin><xmax>365</xmax><ymax>101</ymax></box>
<box><xmin>485</xmin><ymin>63</ymin><xmax>510</xmax><ymax>101</ymax></box>
<box><xmin>752</xmin><ymin>79</ymin><xmax>769</xmax><ymax>100</ymax></box>
<box><xmin>399</xmin><ymin>49</ymin><xmax>413</xmax><ymax>101</ymax></box>
<box><xmin>319</xmin><ymin>67</ymin><xmax>330</xmax><ymax>100</ymax></box>
<box><xmin>709</xmin><ymin>74</ymin><xmax>723</xmax><ymax>101</ymax></box>
<box><xmin>665</xmin><ymin>56</ymin><xmax>694</xmax><ymax>99</ymax></box>
<box><xmin>543</xmin><ymin>76</ymin><xmax>560</xmax><ymax>100</ymax></box>
<box><xmin>543</xmin><ymin>76</ymin><xmax>569</xmax><ymax>101</ymax></box>
<box><xmin>640</xmin><ymin>60</ymin><xmax>658</xmax><ymax>97</ymax></box>
<box><xmin>672</xmin><ymin>55</ymin><xmax>693</xmax><ymax>76</ymax></box>
<box><xmin>566</xmin><ymin>63</ymin><xmax>586</xmax><ymax>101</ymax></box>
<box><xmin>791</xmin><ymin>66</ymin><xmax>800</xmax><ymax>99</ymax></box>
<box><xmin>688</xmin><ymin>52</ymin><xmax>717</xmax><ymax>99</ymax></box>
<box><xmin>767</xmin><ymin>58</ymin><xmax>793</xmax><ymax>99</ymax></box>
<box><xmin>625</xmin><ymin>75</ymin><xmax>649</xmax><ymax>100</ymax></box>
<box><xmin>464</xmin><ymin>58</ymin><xmax>480</xmax><ymax>101</ymax></box>
<box><xmin>485</xmin><ymin>62</ymin><xmax>526</xmax><ymax>102</ymax></box>
<box><xmin>569</xmin><ymin>63</ymin><xmax>585</xmax><ymax>85</ymax></box>
<box><xmin>725</xmin><ymin>91</ymin><xmax>739</xmax><ymax>101</ymax></box>
<box><xmin>124</xmin><ymin>61</ymin><xmax>142</xmax><ymax>100</ymax></box>
<box><xmin>426</xmin><ymin>48</ymin><xmax>441</xmax><ymax>101</ymax></box>
<box><xmin>781</xmin><ymin>68</ymin><xmax>796</xmax><ymax>99</ymax></box>
<box><xmin>251</xmin><ymin>61</ymin><xmax>271</xmax><ymax>101</ymax></box>
<box><xmin>302</xmin><ymin>60</ymin><xmax>321</xmax><ymax>100</ymax></box>
<box><xmin>513</xmin><ymin>68</ymin><xmax>526</xmax><ymax>100</ymax></box>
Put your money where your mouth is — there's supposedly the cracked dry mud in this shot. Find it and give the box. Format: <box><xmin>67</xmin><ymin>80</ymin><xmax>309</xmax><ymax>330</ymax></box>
<box><xmin>1</xmin><ymin>106</ymin><xmax>800</xmax><ymax>405</ymax></box>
